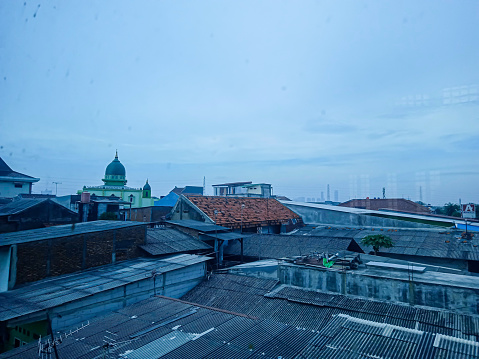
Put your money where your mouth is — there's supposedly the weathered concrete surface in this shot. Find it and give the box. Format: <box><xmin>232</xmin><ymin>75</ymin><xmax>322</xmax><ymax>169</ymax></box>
<box><xmin>284</xmin><ymin>202</ymin><xmax>447</xmax><ymax>229</ymax></box>
<box><xmin>278</xmin><ymin>263</ymin><xmax>479</xmax><ymax>315</ymax></box>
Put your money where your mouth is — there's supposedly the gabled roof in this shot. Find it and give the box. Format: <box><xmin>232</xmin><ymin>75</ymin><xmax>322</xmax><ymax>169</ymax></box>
<box><xmin>0</xmin><ymin>198</ymin><xmax>47</xmax><ymax>216</ymax></box>
<box><xmin>0</xmin><ymin>157</ymin><xmax>39</xmax><ymax>182</ymax></box>
<box><xmin>140</xmin><ymin>228</ymin><xmax>211</xmax><ymax>256</ymax></box>
<box><xmin>186</xmin><ymin>196</ymin><xmax>302</xmax><ymax>227</ymax></box>
<box><xmin>170</xmin><ymin>186</ymin><xmax>203</xmax><ymax>195</ymax></box>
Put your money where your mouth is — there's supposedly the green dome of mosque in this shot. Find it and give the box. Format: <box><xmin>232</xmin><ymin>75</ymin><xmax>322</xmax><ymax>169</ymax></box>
<box><xmin>105</xmin><ymin>153</ymin><xmax>126</xmax><ymax>177</ymax></box>
<box><xmin>143</xmin><ymin>179</ymin><xmax>151</xmax><ymax>191</ymax></box>
<box><xmin>102</xmin><ymin>151</ymin><xmax>127</xmax><ymax>186</ymax></box>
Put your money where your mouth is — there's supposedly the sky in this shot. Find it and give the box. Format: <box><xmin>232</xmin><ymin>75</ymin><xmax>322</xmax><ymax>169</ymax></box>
<box><xmin>0</xmin><ymin>0</ymin><xmax>478</xmax><ymax>205</ymax></box>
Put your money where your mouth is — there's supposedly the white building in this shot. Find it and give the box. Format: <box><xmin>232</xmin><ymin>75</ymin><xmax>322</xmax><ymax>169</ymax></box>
<box><xmin>0</xmin><ymin>157</ymin><xmax>39</xmax><ymax>199</ymax></box>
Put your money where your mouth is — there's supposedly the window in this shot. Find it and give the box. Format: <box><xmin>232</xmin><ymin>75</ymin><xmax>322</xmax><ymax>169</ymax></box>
<box><xmin>14</xmin><ymin>338</ymin><xmax>20</xmax><ymax>348</ymax></box>
<box><xmin>14</xmin><ymin>183</ymin><xmax>23</xmax><ymax>188</ymax></box>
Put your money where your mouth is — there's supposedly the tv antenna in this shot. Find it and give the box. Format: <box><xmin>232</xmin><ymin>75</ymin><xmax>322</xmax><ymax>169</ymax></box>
<box><xmin>38</xmin><ymin>321</ymin><xmax>90</xmax><ymax>359</ymax></box>
<box><xmin>52</xmin><ymin>182</ymin><xmax>62</xmax><ymax>196</ymax></box>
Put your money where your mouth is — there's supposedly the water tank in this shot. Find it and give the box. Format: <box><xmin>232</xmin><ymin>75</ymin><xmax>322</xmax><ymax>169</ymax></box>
<box><xmin>81</xmin><ymin>191</ymin><xmax>91</xmax><ymax>203</ymax></box>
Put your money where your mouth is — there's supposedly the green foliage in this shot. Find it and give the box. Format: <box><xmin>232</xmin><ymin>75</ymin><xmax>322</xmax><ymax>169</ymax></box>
<box><xmin>435</xmin><ymin>202</ymin><xmax>461</xmax><ymax>217</ymax></box>
<box><xmin>361</xmin><ymin>234</ymin><xmax>393</xmax><ymax>255</ymax></box>
<box><xmin>98</xmin><ymin>212</ymin><xmax>118</xmax><ymax>220</ymax></box>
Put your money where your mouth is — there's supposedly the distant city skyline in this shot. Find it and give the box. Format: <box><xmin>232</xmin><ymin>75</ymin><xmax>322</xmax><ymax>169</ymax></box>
<box><xmin>1</xmin><ymin>1</ymin><xmax>478</xmax><ymax>206</ymax></box>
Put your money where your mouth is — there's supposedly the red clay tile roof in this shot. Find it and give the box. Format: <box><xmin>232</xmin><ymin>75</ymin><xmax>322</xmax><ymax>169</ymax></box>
<box><xmin>186</xmin><ymin>196</ymin><xmax>302</xmax><ymax>227</ymax></box>
<box><xmin>339</xmin><ymin>198</ymin><xmax>431</xmax><ymax>214</ymax></box>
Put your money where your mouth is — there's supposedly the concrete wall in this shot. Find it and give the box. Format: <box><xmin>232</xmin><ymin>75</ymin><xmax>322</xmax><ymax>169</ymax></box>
<box><xmin>0</xmin><ymin>181</ymin><xmax>31</xmax><ymax>199</ymax></box>
<box><xmin>286</xmin><ymin>203</ymin><xmax>442</xmax><ymax>229</ymax></box>
<box><xmin>0</xmin><ymin>248</ymin><xmax>11</xmax><ymax>292</ymax></box>
<box><xmin>278</xmin><ymin>263</ymin><xmax>479</xmax><ymax>315</ymax></box>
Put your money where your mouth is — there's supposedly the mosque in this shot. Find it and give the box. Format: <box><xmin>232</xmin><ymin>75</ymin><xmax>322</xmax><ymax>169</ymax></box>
<box><xmin>80</xmin><ymin>152</ymin><xmax>155</xmax><ymax>208</ymax></box>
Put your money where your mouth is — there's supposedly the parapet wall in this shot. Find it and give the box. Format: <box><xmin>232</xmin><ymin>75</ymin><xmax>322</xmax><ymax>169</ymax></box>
<box><xmin>285</xmin><ymin>203</ymin><xmax>444</xmax><ymax>229</ymax></box>
<box><xmin>278</xmin><ymin>263</ymin><xmax>479</xmax><ymax>315</ymax></box>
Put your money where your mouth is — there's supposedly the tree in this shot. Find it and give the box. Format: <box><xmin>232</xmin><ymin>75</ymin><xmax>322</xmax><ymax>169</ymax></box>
<box><xmin>361</xmin><ymin>234</ymin><xmax>393</xmax><ymax>255</ymax></box>
<box><xmin>443</xmin><ymin>202</ymin><xmax>461</xmax><ymax>217</ymax></box>
<box><xmin>99</xmin><ymin>212</ymin><xmax>118</xmax><ymax>220</ymax></box>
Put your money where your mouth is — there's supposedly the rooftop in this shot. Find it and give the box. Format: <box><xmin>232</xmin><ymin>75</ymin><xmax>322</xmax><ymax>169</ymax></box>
<box><xmin>292</xmin><ymin>225</ymin><xmax>479</xmax><ymax>261</ymax></box>
<box><xmin>3</xmin><ymin>273</ymin><xmax>479</xmax><ymax>358</ymax></box>
<box><xmin>0</xmin><ymin>254</ymin><xmax>209</xmax><ymax>323</ymax></box>
<box><xmin>182</xmin><ymin>273</ymin><xmax>479</xmax><ymax>340</ymax></box>
<box><xmin>166</xmin><ymin>219</ymin><xmax>230</xmax><ymax>232</ymax></box>
<box><xmin>0</xmin><ymin>220</ymin><xmax>146</xmax><ymax>247</ymax></box>
<box><xmin>224</xmin><ymin>233</ymin><xmax>362</xmax><ymax>259</ymax></box>
<box><xmin>340</xmin><ymin>198</ymin><xmax>432</xmax><ymax>214</ymax></box>
<box><xmin>186</xmin><ymin>196</ymin><xmax>302</xmax><ymax>227</ymax></box>
<box><xmin>0</xmin><ymin>157</ymin><xmax>39</xmax><ymax>182</ymax></box>
<box><xmin>140</xmin><ymin>228</ymin><xmax>211</xmax><ymax>256</ymax></box>
<box><xmin>0</xmin><ymin>198</ymin><xmax>47</xmax><ymax>216</ymax></box>
<box><xmin>212</xmin><ymin>181</ymin><xmax>252</xmax><ymax>187</ymax></box>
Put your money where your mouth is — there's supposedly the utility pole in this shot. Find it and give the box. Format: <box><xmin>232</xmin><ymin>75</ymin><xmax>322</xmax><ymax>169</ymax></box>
<box><xmin>52</xmin><ymin>182</ymin><xmax>62</xmax><ymax>196</ymax></box>
<box><xmin>382</xmin><ymin>187</ymin><xmax>386</xmax><ymax>199</ymax></box>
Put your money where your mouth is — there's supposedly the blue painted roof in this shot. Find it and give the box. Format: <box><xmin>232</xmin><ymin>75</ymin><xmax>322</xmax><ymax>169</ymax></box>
<box><xmin>155</xmin><ymin>191</ymin><xmax>179</xmax><ymax>207</ymax></box>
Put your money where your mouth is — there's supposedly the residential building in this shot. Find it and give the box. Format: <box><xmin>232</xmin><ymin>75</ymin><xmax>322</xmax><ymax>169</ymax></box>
<box><xmin>171</xmin><ymin>195</ymin><xmax>303</xmax><ymax>233</ymax></box>
<box><xmin>0</xmin><ymin>157</ymin><xmax>39</xmax><ymax>199</ymax></box>
<box><xmin>0</xmin><ymin>198</ymin><xmax>78</xmax><ymax>234</ymax></box>
<box><xmin>212</xmin><ymin>181</ymin><xmax>272</xmax><ymax>198</ymax></box>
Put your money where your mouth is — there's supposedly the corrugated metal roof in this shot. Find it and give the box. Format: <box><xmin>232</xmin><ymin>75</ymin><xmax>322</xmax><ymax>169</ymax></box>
<box><xmin>3</xmin><ymin>293</ymin><xmax>479</xmax><ymax>359</ymax></box>
<box><xmin>182</xmin><ymin>274</ymin><xmax>479</xmax><ymax>341</ymax></box>
<box><xmin>0</xmin><ymin>220</ymin><xmax>146</xmax><ymax>246</ymax></box>
<box><xmin>140</xmin><ymin>228</ymin><xmax>211</xmax><ymax>256</ymax></box>
<box><xmin>293</xmin><ymin>225</ymin><xmax>479</xmax><ymax>261</ymax></box>
<box><xmin>224</xmin><ymin>233</ymin><xmax>360</xmax><ymax>259</ymax></box>
<box><xmin>166</xmin><ymin>219</ymin><xmax>230</xmax><ymax>232</ymax></box>
<box><xmin>0</xmin><ymin>198</ymin><xmax>47</xmax><ymax>215</ymax></box>
<box><xmin>0</xmin><ymin>254</ymin><xmax>209</xmax><ymax>322</ymax></box>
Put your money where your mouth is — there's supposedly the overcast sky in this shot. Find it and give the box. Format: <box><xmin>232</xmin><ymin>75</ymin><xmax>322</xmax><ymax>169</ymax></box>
<box><xmin>1</xmin><ymin>1</ymin><xmax>478</xmax><ymax>205</ymax></box>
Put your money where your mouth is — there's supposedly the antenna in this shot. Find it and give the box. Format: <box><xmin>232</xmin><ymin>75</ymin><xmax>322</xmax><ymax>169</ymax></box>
<box><xmin>38</xmin><ymin>321</ymin><xmax>90</xmax><ymax>359</ymax></box>
<box><xmin>52</xmin><ymin>182</ymin><xmax>62</xmax><ymax>196</ymax></box>
<box><xmin>382</xmin><ymin>187</ymin><xmax>386</xmax><ymax>199</ymax></box>
<box><xmin>203</xmin><ymin>176</ymin><xmax>206</xmax><ymax>196</ymax></box>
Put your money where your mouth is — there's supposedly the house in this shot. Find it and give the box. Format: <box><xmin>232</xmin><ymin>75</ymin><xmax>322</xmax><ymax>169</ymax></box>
<box><xmin>0</xmin><ymin>254</ymin><xmax>209</xmax><ymax>353</ymax></box>
<box><xmin>212</xmin><ymin>181</ymin><xmax>273</xmax><ymax>198</ymax></box>
<box><xmin>0</xmin><ymin>220</ymin><xmax>148</xmax><ymax>291</ymax></box>
<box><xmin>171</xmin><ymin>195</ymin><xmax>303</xmax><ymax>234</ymax></box>
<box><xmin>77</xmin><ymin>192</ymin><xmax>130</xmax><ymax>221</ymax></box>
<box><xmin>0</xmin><ymin>157</ymin><xmax>39</xmax><ymax>199</ymax></box>
<box><xmin>0</xmin><ymin>198</ymin><xmax>78</xmax><ymax>233</ymax></box>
